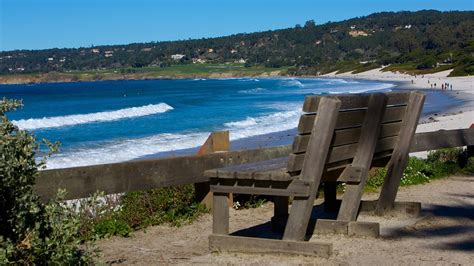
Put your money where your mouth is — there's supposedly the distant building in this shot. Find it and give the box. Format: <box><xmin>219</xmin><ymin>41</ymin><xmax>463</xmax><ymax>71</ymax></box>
<box><xmin>230</xmin><ymin>49</ymin><xmax>237</xmax><ymax>54</ymax></box>
<box><xmin>350</xmin><ymin>25</ymin><xmax>356</xmax><ymax>29</ymax></box>
<box><xmin>404</xmin><ymin>24</ymin><xmax>412</xmax><ymax>29</ymax></box>
<box><xmin>349</xmin><ymin>30</ymin><xmax>369</xmax><ymax>37</ymax></box>
<box><xmin>47</xmin><ymin>57</ymin><xmax>54</xmax><ymax>61</ymax></box>
<box><xmin>141</xmin><ymin>48</ymin><xmax>152</xmax><ymax>52</ymax></box>
<box><xmin>208</xmin><ymin>48</ymin><xmax>214</xmax><ymax>53</ymax></box>
<box><xmin>171</xmin><ymin>54</ymin><xmax>186</xmax><ymax>60</ymax></box>
<box><xmin>105</xmin><ymin>51</ymin><xmax>114</xmax><ymax>57</ymax></box>
<box><xmin>91</xmin><ymin>48</ymin><xmax>100</xmax><ymax>53</ymax></box>
<box><xmin>192</xmin><ymin>58</ymin><xmax>206</xmax><ymax>64</ymax></box>
<box><xmin>235</xmin><ymin>58</ymin><xmax>246</xmax><ymax>64</ymax></box>
<box><xmin>59</xmin><ymin>57</ymin><xmax>66</xmax><ymax>62</ymax></box>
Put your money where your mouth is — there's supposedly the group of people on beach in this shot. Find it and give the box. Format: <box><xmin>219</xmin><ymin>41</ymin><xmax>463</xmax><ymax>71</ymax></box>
<box><xmin>410</xmin><ymin>75</ymin><xmax>454</xmax><ymax>91</ymax></box>
<box><xmin>427</xmin><ymin>79</ymin><xmax>452</xmax><ymax>90</ymax></box>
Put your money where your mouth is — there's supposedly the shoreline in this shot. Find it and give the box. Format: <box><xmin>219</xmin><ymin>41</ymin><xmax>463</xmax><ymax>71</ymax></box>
<box><xmin>139</xmin><ymin>72</ymin><xmax>474</xmax><ymax>161</ymax></box>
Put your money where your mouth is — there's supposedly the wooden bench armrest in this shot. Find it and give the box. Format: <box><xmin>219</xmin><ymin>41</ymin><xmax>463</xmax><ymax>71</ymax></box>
<box><xmin>204</xmin><ymin>157</ymin><xmax>292</xmax><ymax>181</ymax></box>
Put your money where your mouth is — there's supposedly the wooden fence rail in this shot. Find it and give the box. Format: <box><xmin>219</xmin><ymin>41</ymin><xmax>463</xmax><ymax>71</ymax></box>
<box><xmin>35</xmin><ymin>128</ymin><xmax>474</xmax><ymax>201</ymax></box>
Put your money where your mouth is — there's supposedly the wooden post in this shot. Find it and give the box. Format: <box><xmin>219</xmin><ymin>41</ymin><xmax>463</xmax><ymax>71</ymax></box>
<box><xmin>376</xmin><ymin>92</ymin><xmax>425</xmax><ymax>214</ymax></box>
<box><xmin>467</xmin><ymin>124</ymin><xmax>474</xmax><ymax>157</ymax></box>
<box><xmin>323</xmin><ymin>182</ymin><xmax>338</xmax><ymax>212</ymax></box>
<box><xmin>283</xmin><ymin>97</ymin><xmax>341</xmax><ymax>241</ymax></box>
<box><xmin>337</xmin><ymin>93</ymin><xmax>387</xmax><ymax>221</ymax></box>
<box><xmin>195</xmin><ymin>131</ymin><xmax>230</xmax><ymax>209</ymax></box>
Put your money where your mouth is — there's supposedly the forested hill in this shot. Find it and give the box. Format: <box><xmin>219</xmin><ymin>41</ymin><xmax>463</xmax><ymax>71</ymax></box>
<box><xmin>1</xmin><ymin>10</ymin><xmax>473</xmax><ymax>77</ymax></box>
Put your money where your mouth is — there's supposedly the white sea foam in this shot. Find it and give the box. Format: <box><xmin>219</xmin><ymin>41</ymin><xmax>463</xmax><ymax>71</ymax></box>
<box><xmin>282</xmin><ymin>79</ymin><xmax>304</xmax><ymax>87</ymax></box>
<box><xmin>46</xmin><ymin>132</ymin><xmax>209</xmax><ymax>169</ymax></box>
<box><xmin>238</xmin><ymin>87</ymin><xmax>267</xmax><ymax>94</ymax></box>
<box><xmin>326</xmin><ymin>83</ymin><xmax>395</xmax><ymax>94</ymax></box>
<box><xmin>46</xmin><ymin>106</ymin><xmax>302</xmax><ymax>169</ymax></box>
<box><xmin>13</xmin><ymin>103</ymin><xmax>174</xmax><ymax>130</ymax></box>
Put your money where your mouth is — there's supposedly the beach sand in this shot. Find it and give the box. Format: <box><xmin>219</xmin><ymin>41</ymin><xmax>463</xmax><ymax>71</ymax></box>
<box><xmin>323</xmin><ymin>68</ymin><xmax>474</xmax><ymax>158</ymax></box>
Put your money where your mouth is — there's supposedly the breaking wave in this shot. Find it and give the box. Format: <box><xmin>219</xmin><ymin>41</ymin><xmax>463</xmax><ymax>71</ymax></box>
<box><xmin>13</xmin><ymin>103</ymin><xmax>174</xmax><ymax>130</ymax></box>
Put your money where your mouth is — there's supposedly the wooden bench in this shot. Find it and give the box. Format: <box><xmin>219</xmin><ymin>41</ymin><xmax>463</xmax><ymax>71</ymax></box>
<box><xmin>204</xmin><ymin>91</ymin><xmax>425</xmax><ymax>257</ymax></box>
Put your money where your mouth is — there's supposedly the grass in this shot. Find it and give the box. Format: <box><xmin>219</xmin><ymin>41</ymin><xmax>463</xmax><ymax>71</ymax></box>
<box><xmin>381</xmin><ymin>63</ymin><xmax>454</xmax><ymax>75</ymax></box>
<box><xmin>0</xmin><ymin>63</ymin><xmax>288</xmax><ymax>84</ymax></box>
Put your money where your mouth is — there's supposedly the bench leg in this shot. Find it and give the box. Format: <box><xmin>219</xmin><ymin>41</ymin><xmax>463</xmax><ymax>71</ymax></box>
<box><xmin>337</xmin><ymin>182</ymin><xmax>365</xmax><ymax>221</ymax></box>
<box><xmin>272</xmin><ymin>196</ymin><xmax>289</xmax><ymax>232</ymax></box>
<box><xmin>213</xmin><ymin>192</ymin><xmax>229</xmax><ymax>235</ymax></box>
<box><xmin>324</xmin><ymin>182</ymin><xmax>338</xmax><ymax>212</ymax></box>
<box><xmin>274</xmin><ymin>196</ymin><xmax>289</xmax><ymax>217</ymax></box>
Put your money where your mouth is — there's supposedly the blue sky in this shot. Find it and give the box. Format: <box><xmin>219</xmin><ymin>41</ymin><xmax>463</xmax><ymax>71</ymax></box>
<box><xmin>1</xmin><ymin>0</ymin><xmax>472</xmax><ymax>51</ymax></box>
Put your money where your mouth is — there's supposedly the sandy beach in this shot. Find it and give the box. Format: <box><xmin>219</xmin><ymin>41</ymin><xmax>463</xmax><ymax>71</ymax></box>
<box><xmin>322</xmin><ymin>68</ymin><xmax>474</xmax><ymax>157</ymax></box>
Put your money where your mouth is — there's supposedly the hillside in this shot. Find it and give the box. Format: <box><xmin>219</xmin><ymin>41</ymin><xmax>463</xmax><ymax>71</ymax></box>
<box><xmin>1</xmin><ymin>10</ymin><xmax>473</xmax><ymax>80</ymax></box>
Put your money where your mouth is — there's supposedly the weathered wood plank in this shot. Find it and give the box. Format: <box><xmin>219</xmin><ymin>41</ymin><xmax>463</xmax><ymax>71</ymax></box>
<box><xmin>209</xmin><ymin>234</ymin><xmax>333</xmax><ymax>258</ymax></box>
<box><xmin>35</xmin><ymin>145</ymin><xmax>292</xmax><ymax>201</ymax></box>
<box><xmin>302</xmin><ymin>92</ymin><xmax>409</xmax><ymax>112</ymax></box>
<box><xmin>287</xmin><ymin>136</ymin><xmax>397</xmax><ymax>173</ymax></box>
<box><xmin>283</xmin><ymin>97</ymin><xmax>341</xmax><ymax>241</ymax></box>
<box><xmin>298</xmin><ymin>105</ymin><xmax>406</xmax><ymax>134</ymax></box>
<box><xmin>410</xmin><ymin>128</ymin><xmax>474</xmax><ymax>152</ymax></box>
<box><xmin>376</xmin><ymin>91</ymin><xmax>426</xmax><ymax>214</ymax></box>
<box><xmin>195</xmin><ymin>131</ymin><xmax>231</xmax><ymax>209</ymax></box>
<box><xmin>213</xmin><ymin>193</ymin><xmax>229</xmax><ymax>234</ymax></box>
<box><xmin>210</xmin><ymin>179</ymin><xmax>311</xmax><ymax>197</ymax></box>
<box><xmin>204</xmin><ymin>157</ymin><xmax>289</xmax><ymax>180</ymax></box>
<box><xmin>293</xmin><ymin>121</ymin><xmax>402</xmax><ymax>153</ymax></box>
<box><xmin>337</xmin><ymin>93</ymin><xmax>388</xmax><ymax>221</ymax></box>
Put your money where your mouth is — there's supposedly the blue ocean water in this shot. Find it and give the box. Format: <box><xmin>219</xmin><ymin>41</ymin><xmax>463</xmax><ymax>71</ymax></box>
<box><xmin>0</xmin><ymin>77</ymin><xmax>462</xmax><ymax>169</ymax></box>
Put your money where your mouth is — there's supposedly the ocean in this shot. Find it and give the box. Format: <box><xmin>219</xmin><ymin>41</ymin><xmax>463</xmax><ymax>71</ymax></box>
<box><xmin>0</xmin><ymin>77</ymin><xmax>463</xmax><ymax>169</ymax></box>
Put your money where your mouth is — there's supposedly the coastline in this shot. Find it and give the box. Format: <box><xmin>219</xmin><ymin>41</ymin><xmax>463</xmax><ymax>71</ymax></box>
<box><xmin>139</xmin><ymin>70</ymin><xmax>473</xmax><ymax>160</ymax></box>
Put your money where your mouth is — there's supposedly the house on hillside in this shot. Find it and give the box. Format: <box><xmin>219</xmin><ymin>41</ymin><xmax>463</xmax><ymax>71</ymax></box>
<box><xmin>349</xmin><ymin>30</ymin><xmax>369</xmax><ymax>37</ymax></box>
<box><xmin>171</xmin><ymin>54</ymin><xmax>186</xmax><ymax>60</ymax></box>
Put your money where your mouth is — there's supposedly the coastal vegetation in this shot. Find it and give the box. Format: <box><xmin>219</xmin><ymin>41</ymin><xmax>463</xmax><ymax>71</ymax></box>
<box><xmin>1</xmin><ymin>97</ymin><xmax>473</xmax><ymax>263</ymax></box>
<box><xmin>1</xmin><ymin>10</ymin><xmax>472</xmax><ymax>84</ymax></box>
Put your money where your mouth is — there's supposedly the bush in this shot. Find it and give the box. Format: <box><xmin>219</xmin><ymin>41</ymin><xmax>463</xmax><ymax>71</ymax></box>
<box><xmin>416</xmin><ymin>57</ymin><xmax>437</xmax><ymax>69</ymax></box>
<box><xmin>464</xmin><ymin>157</ymin><xmax>474</xmax><ymax>174</ymax></box>
<box><xmin>0</xmin><ymin>98</ymin><xmax>95</xmax><ymax>264</ymax></box>
<box><xmin>365</xmin><ymin>149</ymin><xmax>470</xmax><ymax>192</ymax></box>
<box><xmin>119</xmin><ymin>185</ymin><xmax>206</xmax><ymax>229</ymax></box>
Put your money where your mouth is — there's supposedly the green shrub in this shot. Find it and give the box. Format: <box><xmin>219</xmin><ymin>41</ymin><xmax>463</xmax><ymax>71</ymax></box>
<box><xmin>427</xmin><ymin>148</ymin><xmax>463</xmax><ymax>164</ymax></box>
<box><xmin>0</xmin><ymin>98</ymin><xmax>95</xmax><ymax>264</ymax></box>
<box><xmin>92</xmin><ymin>218</ymin><xmax>131</xmax><ymax>238</ymax></box>
<box><xmin>233</xmin><ymin>195</ymin><xmax>267</xmax><ymax>209</ymax></box>
<box><xmin>366</xmin><ymin>148</ymin><xmax>470</xmax><ymax>192</ymax></box>
<box><xmin>464</xmin><ymin>157</ymin><xmax>474</xmax><ymax>174</ymax></box>
<box><xmin>119</xmin><ymin>185</ymin><xmax>206</xmax><ymax>229</ymax></box>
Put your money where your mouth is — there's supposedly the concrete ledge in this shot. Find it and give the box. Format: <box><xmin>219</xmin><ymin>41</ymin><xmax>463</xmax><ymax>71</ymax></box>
<box><xmin>360</xmin><ymin>200</ymin><xmax>421</xmax><ymax>217</ymax></box>
<box><xmin>314</xmin><ymin>219</ymin><xmax>380</xmax><ymax>237</ymax></box>
<box><xmin>209</xmin><ymin>234</ymin><xmax>333</xmax><ymax>258</ymax></box>
<box><xmin>314</xmin><ymin>219</ymin><xmax>348</xmax><ymax>234</ymax></box>
<box><xmin>348</xmin><ymin>221</ymin><xmax>380</xmax><ymax>237</ymax></box>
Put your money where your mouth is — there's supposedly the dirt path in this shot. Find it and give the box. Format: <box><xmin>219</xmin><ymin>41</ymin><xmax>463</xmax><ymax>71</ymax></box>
<box><xmin>97</xmin><ymin>175</ymin><xmax>474</xmax><ymax>265</ymax></box>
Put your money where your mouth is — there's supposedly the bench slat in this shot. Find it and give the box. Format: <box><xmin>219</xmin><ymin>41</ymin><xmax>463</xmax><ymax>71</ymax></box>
<box><xmin>293</xmin><ymin>121</ymin><xmax>402</xmax><ymax>153</ymax></box>
<box><xmin>297</xmin><ymin>105</ymin><xmax>407</xmax><ymax>134</ymax></box>
<box><xmin>302</xmin><ymin>92</ymin><xmax>410</xmax><ymax>113</ymax></box>
<box><xmin>287</xmin><ymin>136</ymin><xmax>397</xmax><ymax>172</ymax></box>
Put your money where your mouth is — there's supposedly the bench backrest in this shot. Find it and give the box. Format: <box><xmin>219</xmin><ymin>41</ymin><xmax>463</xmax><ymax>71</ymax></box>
<box><xmin>287</xmin><ymin>91</ymin><xmax>422</xmax><ymax>180</ymax></box>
